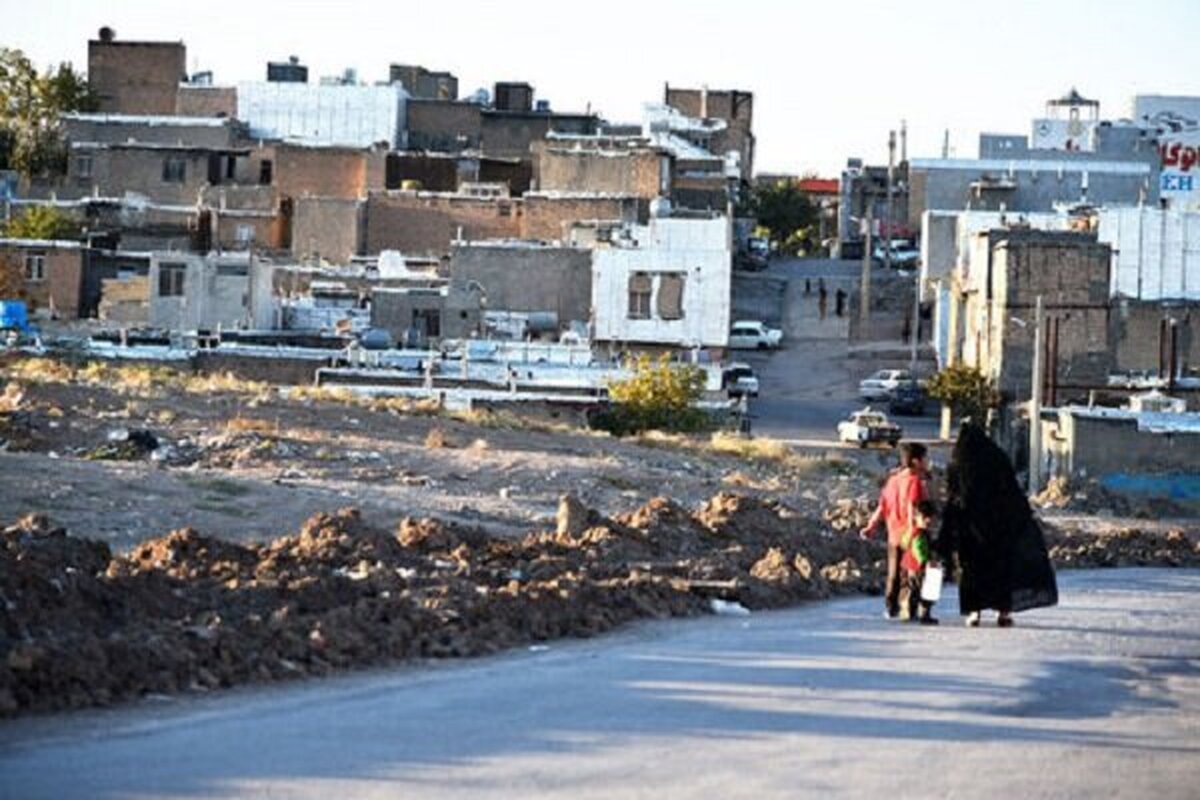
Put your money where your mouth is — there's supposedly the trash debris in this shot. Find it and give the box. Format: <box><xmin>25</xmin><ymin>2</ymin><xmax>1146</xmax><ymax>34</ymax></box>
<box><xmin>710</xmin><ymin>599</ymin><xmax>751</xmax><ymax>616</ymax></box>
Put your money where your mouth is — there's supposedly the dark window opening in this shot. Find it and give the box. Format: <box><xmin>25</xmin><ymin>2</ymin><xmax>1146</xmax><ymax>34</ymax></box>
<box><xmin>259</xmin><ymin>159</ymin><xmax>274</xmax><ymax>185</ymax></box>
<box><xmin>158</xmin><ymin>263</ymin><xmax>186</xmax><ymax>297</ymax></box>
<box><xmin>162</xmin><ymin>156</ymin><xmax>187</xmax><ymax>183</ymax></box>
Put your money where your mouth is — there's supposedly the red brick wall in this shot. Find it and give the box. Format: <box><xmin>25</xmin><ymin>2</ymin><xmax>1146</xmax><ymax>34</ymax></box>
<box><xmin>274</xmin><ymin>146</ymin><xmax>386</xmax><ymax>201</ymax></box>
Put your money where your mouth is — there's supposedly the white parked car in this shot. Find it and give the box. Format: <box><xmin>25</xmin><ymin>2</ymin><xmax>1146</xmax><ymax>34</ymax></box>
<box><xmin>872</xmin><ymin>240</ymin><xmax>920</xmax><ymax>269</ymax></box>
<box><xmin>728</xmin><ymin>320</ymin><xmax>783</xmax><ymax>350</ymax></box>
<box><xmin>859</xmin><ymin>369</ymin><xmax>914</xmax><ymax>401</ymax></box>
<box><xmin>723</xmin><ymin>362</ymin><xmax>760</xmax><ymax>398</ymax></box>
<box><xmin>837</xmin><ymin>408</ymin><xmax>903</xmax><ymax>448</ymax></box>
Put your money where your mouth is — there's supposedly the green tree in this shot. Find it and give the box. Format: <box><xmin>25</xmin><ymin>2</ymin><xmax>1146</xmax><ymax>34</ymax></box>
<box><xmin>3</xmin><ymin>205</ymin><xmax>80</xmax><ymax>240</ymax></box>
<box><xmin>745</xmin><ymin>180</ymin><xmax>819</xmax><ymax>255</ymax></box>
<box><xmin>926</xmin><ymin>364</ymin><xmax>1001</xmax><ymax>423</ymax></box>
<box><xmin>600</xmin><ymin>354</ymin><xmax>709</xmax><ymax>435</ymax></box>
<box><xmin>0</xmin><ymin>48</ymin><xmax>94</xmax><ymax>178</ymax></box>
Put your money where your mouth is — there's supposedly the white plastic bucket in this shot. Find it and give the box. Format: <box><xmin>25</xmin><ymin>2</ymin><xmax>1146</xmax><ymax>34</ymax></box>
<box><xmin>921</xmin><ymin>565</ymin><xmax>944</xmax><ymax>603</ymax></box>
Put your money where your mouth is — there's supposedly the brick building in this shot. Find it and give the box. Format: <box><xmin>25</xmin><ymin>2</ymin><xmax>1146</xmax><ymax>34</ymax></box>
<box><xmin>176</xmin><ymin>85</ymin><xmax>238</xmax><ymax>118</ymax></box>
<box><xmin>664</xmin><ymin>85</ymin><xmax>755</xmax><ymax>181</ymax></box>
<box><xmin>389</xmin><ymin>65</ymin><xmax>458</xmax><ymax>100</ymax></box>
<box><xmin>534</xmin><ymin>140</ymin><xmax>670</xmax><ymax>198</ymax></box>
<box><xmin>957</xmin><ymin>230</ymin><xmax>1113</xmax><ymax>402</ymax></box>
<box><xmin>87</xmin><ymin>28</ymin><xmax>186</xmax><ymax>115</ymax></box>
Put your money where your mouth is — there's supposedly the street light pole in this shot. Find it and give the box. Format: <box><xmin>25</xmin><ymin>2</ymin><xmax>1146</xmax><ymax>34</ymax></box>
<box><xmin>885</xmin><ymin>130</ymin><xmax>895</xmax><ymax>272</ymax></box>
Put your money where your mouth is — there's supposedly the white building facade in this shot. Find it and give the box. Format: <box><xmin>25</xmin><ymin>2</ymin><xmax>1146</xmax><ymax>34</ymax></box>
<box><xmin>237</xmin><ymin>82</ymin><xmax>407</xmax><ymax>148</ymax></box>
<box><xmin>590</xmin><ymin>215</ymin><xmax>732</xmax><ymax>351</ymax></box>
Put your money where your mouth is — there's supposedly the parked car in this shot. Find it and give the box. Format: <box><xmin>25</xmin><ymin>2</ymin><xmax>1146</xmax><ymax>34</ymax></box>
<box><xmin>723</xmin><ymin>362</ymin><xmax>760</xmax><ymax>398</ymax></box>
<box><xmin>859</xmin><ymin>369</ymin><xmax>914</xmax><ymax>401</ymax></box>
<box><xmin>735</xmin><ymin>237</ymin><xmax>770</xmax><ymax>271</ymax></box>
<box><xmin>872</xmin><ymin>240</ymin><xmax>920</xmax><ymax>269</ymax></box>
<box><xmin>837</xmin><ymin>408</ymin><xmax>903</xmax><ymax>448</ymax></box>
<box><xmin>886</xmin><ymin>380</ymin><xmax>927</xmax><ymax>416</ymax></box>
<box><xmin>729</xmin><ymin>320</ymin><xmax>783</xmax><ymax>350</ymax></box>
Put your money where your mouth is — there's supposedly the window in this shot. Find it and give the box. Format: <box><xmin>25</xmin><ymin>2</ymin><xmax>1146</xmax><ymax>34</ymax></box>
<box><xmin>75</xmin><ymin>155</ymin><xmax>93</xmax><ymax>180</ymax></box>
<box><xmin>657</xmin><ymin>273</ymin><xmax>685</xmax><ymax>320</ymax></box>
<box><xmin>627</xmin><ymin>273</ymin><xmax>652</xmax><ymax>319</ymax></box>
<box><xmin>235</xmin><ymin>224</ymin><xmax>254</xmax><ymax>245</ymax></box>
<box><xmin>158</xmin><ymin>262</ymin><xmax>186</xmax><ymax>297</ymax></box>
<box><xmin>162</xmin><ymin>156</ymin><xmax>186</xmax><ymax>183</ymax></box>
<box><xmin>259</xmin><ymin>159</ymin><xmax>273</xmax><ymax>185</ymax></box>
<box><xmin>23</xmin><ymin>252</ymin><xmax>46</xmax><ymax>282</ymax></box>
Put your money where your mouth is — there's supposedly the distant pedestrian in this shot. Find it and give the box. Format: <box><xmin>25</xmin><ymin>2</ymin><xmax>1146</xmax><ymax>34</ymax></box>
<box><xmin>835</xmin><ymin>288</ymin><xmax>847</xmax><ymax>317</ymax></box>
<box><xmin>818</xmin><ymin>285</ymin><xmax>828</xmax><ymax>320</ymax></box>
<box><xmin>805</xmin><ymin>278</ymin><xmax>811</xmax><ymax>295</ymax></box>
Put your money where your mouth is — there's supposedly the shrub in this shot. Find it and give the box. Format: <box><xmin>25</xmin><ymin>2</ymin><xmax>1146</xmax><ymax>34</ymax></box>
<box><xmin>598</xmin><ymin>354</ymin><xmax>709</xmax><ymax>435</ymax></box>
<box><xmin>926</xmin><ymin>364</ymin><xmax>1000</xmax><ymax>422</ymax></box>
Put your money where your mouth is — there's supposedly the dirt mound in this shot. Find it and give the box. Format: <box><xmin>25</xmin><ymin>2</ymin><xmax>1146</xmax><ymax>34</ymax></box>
<box><xmin>1046</xmin><ymin>525</ymin><xmax>1200</xmax><ymax>568</ymax></box>
<box><xmin>7</xmin><ymin>491</ymin><xmax>1193</xmax><ymax>719</ymax></box>
<box><xmin>1035</xmin><ymin>477</ymin><xmax>1195</xmax><ymax>519</ymax></box>
<box><xmin>122</xmin><ymin>528</ymin><xmax>258</xmax><ymax>581</ymax></box>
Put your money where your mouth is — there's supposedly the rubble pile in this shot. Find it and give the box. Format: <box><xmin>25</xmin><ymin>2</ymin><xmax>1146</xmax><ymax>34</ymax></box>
<box><xmin>1034</xmin><ymin>477</ymin><xmax>1194</xmax><ymax>519</ymax></box>
<box><xmin>1044</xmin><ymin>524</ymin><xmax>1200</xmax><ymax>568</ymax></box>
<box><xmin>822</xmin><ymin>496</ymin><xmax>874</xmax><ymax>532</ymax></box>
<box><xmin>0</xmin><ymin>495</ymin><xmax>885</xmax><ymax>718</ymax></box>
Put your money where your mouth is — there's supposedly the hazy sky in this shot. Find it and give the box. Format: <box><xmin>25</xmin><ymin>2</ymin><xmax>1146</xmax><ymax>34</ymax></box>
<box><xmin>6</xmin><ymin>0</ymin><xmax>1200</xmax><ymax>174</ymax></box>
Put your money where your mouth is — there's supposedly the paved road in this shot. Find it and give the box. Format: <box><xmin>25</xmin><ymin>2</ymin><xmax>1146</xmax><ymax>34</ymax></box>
<box><xmin>733</xmin><ymin>257</ymin><xmax>939</xmax><ymax>442</ymax></box>
<box><xmin>3</xmin><ymin>569</ymin><xmax>1197</xmax><ymax>799</ymax></box>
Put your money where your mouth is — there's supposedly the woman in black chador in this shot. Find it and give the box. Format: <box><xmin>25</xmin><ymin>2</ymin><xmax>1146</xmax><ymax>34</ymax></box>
<box><xmin>936</xmin><ymin>424</ymin><xmax>1058</xmax><ymax>627</ymax></box>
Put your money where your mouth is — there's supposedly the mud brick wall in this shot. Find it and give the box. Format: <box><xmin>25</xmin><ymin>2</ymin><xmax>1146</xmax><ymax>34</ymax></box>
<box><xmin>363</xmin><ymin>192</ymin><xmax>522</xmax><ymax>256</ymax></box>
<box><xmin>988</xmin><ymin>232</ymin><xmax>1114</xmax><ymax>401</ymax></box>
<box><xmin>175</xmin><ymin>85</ymin><xmax>238</xmax><ymax>118</ymax></box>
<box><xmin>88</xmin><ymin>38</ymin><xmax>186</xmax><ymax>115</ymax></box>
<box><xmin>292</xmin><ymin>198</ymin><xmax>362</xmax><ymax>263</ymax></box>
<box><xmin>535</xmin><ymin>146</ymin><xmax>666</xmax><ymax>198</ymax></box>
<box><xmin>521</xmin><ymin>195</ymin><xmax>643</xmax><ymax>241</ymax></box>
<box><xmin>406</xmin><ymin>100</ymin><xmax>482</xmax><ymax>152</ymax></box>
<box><xmin>275</xmin><ymin>146</ymin><xmax>385</xmax><ymax>202</ymax></box>
<box><xmin>1111</xmin><ymin>299</ymin><xmax>1198</xmax><ymax>374</ymax></box>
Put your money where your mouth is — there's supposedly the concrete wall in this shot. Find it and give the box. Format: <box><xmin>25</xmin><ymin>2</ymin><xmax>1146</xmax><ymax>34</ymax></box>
<box><xmin>292</xmin><ymin>197</ymin><xmax>362</xmax><ymax>263</ymax></box>
<box><xmin>908</xmin><ymin>156</ymin><xmax>1156</xmax><ymax>230</ymax></box>
<box><xmin>370</xmin><ymin>284</ymin><xmax>482</xmax><ymax>344</ymax></box>
<box><xmin>449</xmin><ymin>243</ymin><xmax>592</xmax><ymax>325</ymax></box>
<box><xmin>1051</xmin><ymin>409</ymin><xmax>1200</xmax><ymax>480</ymax></box>
<box><xmin>88</xmin><ymin>38</ymin><xmax>186</xmax><ymax>115</ymax></box>
<box><xmin>149</xmin><ymin>254</ymin><xmax>275</xmax><ymax>331</ymax></box>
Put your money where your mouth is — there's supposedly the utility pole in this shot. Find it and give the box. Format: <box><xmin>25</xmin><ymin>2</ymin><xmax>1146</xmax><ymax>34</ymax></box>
<box><xmin>885</xmin><ymin>130</ymin><xmax>896</xmax><ymax>272</ymax></box>
<box><xmin>939</xmin><ymin>286</ymin><xmax>960</xmax><ymax>440</ymax></box>
<box><xmin>859</xmin><ymin>205</ymin><xmax>873</xmax><ymax>333</ymax></box>
<box><xmin>1028</xmin><ymin>296</ymin><xmax>1044</xmax><ymax>495</ymax></box>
